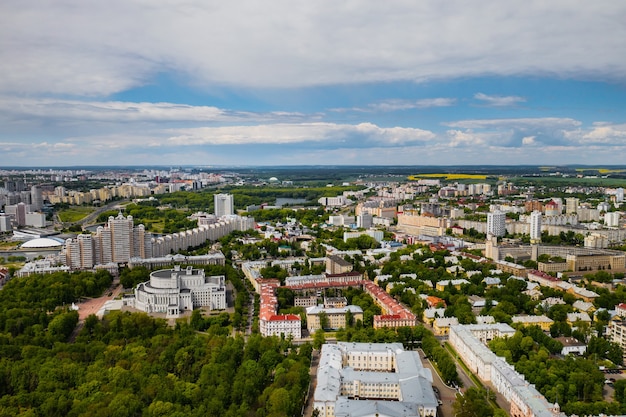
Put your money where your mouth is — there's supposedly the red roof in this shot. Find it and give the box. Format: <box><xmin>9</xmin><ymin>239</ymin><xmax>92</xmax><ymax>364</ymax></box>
<box><xmin>269</xmin><ymin>314</ymin><xmax>300</xmax><ymax>321</ymax></box>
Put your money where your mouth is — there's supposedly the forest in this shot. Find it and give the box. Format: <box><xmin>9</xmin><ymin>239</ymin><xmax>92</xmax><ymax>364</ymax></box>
<box><xmin>0</xmin><ymin>270</ymin><xmax>311</xmax><ymax>417</ymax></box>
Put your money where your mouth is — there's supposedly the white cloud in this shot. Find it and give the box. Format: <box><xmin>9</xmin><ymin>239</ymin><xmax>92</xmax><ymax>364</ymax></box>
<box><xmin>167</xmin><ymin>122</ymin><xmax>436</xmax><ymax>146</ymax></box>
<box><xmin>445</xmin><ymin>117</ymin><xmax>581</xmax><ymax>130</ymax></box>
<box><xmin>474</xmin><ymin>93</ymin><xmax>526</xmax><ymax>107</ymax></box>
<box><xmin>0</xmin><ymin>97</ymin><xmax>306</xmax><ymax>123</ymax></box>
<box><xmin>1</xmin><ymin>1</ymin><xmax>624</xmax><ymax>95</ymax></box>
<box><xmin>334</xmin><ymin>98</ymin><xmax>457</xmax><ymax>112</ymax></box>
<box><xmin>581</xmin><ymin>123</ymin><xmax>626</xmax><ymax>143</ymax></box>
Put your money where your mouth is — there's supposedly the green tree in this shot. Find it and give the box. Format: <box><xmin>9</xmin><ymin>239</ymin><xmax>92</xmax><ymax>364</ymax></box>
<box><xmin>453</xmin><ymin>387</ymin><xmax>494</xmax><ymax>417</ymax></box>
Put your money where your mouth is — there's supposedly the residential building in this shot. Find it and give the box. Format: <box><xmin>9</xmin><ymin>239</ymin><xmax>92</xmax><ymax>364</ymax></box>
<box><xmin>565</xmin><ymin>197</ymin><xmax>579</xmax><ymax>215</ymax></box>
<box><xmin>555</xmin><ymin>337</ymin><xmax>587</xmax><ymax>356</ymax></box>
<box><xmin>433</xmin><ymin>317</ymin><xmax>459</xmax><ymax>336</ymax></box>
<box><xmin>258</xmin><ymin>281</ymin><xmax>302</xmax><ymax>339</ymax></box>
<box><xmin>607</xmin><ymin>319</ymin><xmax>626</xmax><ymax>361</ymax></box>
<box><xmin>326</xmin><ymin>255</ymin><xmax>353</xmax><ymax>274</ymax></box>
<box><xmin>449</xmin><ymin>324</ymin><xmax>564</xmax><ymax>417</ymax></box>
<box><xmin>566</xmin><ymin>312</ymin><xmax>591</xmax><ymax>326</ymax></box>
<box><xmin>487</xmin><ymin>210</ymin><xmax>506</xmax><ymax>237</ymax></box>
<box><xmin>529</xmin><ymin>210</ymin><xmax>542</xmax><ymax>242</ymax></box>
<box><xmin>511</xmin><ymin>315</ymin><xmax>553</xmax><ymax>331</ymax></box>
<box><xmin>306</xmin><ymin>305</ymin><xmax>363</xmax><ymax>331</ymax></box>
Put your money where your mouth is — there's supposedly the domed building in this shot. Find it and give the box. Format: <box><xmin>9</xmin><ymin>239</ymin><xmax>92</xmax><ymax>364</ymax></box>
<box><xmin>20</xmin><ymin>237</ymin><xmax>64</xmax><ymax>249</ymax></box>
<box><xmin>130</xmin><ymin>265</ymin><xmax>226</xmax><ymax>317</ymax></box>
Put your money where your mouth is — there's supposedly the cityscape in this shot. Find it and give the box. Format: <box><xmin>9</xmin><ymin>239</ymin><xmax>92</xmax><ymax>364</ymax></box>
<box><xmin>1</xmin><ymin>165</ymin><xmax>626</xmax><ymax>417</ymax></box>
<box><xmin>2</xmin><ymin>1</ymin><xmax>626</xmax><ymax>417</ymax></box>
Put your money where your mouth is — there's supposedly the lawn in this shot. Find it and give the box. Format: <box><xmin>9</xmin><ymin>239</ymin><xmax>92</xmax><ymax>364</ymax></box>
<box><xmin>58</xmin><ymin>206</ymin><xmax>96</xmax><ymax>222</ymax></box>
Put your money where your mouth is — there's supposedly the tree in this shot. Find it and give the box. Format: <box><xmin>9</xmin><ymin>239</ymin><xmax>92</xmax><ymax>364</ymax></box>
<box><xmin>453</xmin><ymin>387</ymin><xmax>494</xmax><ymax>417</ymax></box>
<box><xmin>313</xmin><ymin>329</ymin><xmax>326</xmax><ymax>350</ymax></box>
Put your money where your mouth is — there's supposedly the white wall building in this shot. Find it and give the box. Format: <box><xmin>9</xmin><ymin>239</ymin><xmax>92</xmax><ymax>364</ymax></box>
<box><xmin>130</xmin><ymin>266</ymin><xmax>226</xmax><ymax>317</ymax></box>
<box><xmin>214</xmin><ymin>193</ymin><xmax>234</xmax><ymax>217</ymax></box>
<box><xmin>487</xmin><ymin>210</ymin><xmax>506</xmax><ymax>237</ymax></box>
<box><xmin>449</xmin><ymin>324</ymin><xmax>563</xmax><ymax>417</ymax></box>
<box><xmin>313</xmin><ymin>342</ymin><xmax>437</xmax><ymax>417</ymax></box>
<box><xmin>529</xmin><ymin>210</ymin><xmax>542</xmax><ymax>241</ymax></box>
<box><xmin>605</xmin><ymin>212</ymin><xmax>620</xmax><ymax>227</ymax></box>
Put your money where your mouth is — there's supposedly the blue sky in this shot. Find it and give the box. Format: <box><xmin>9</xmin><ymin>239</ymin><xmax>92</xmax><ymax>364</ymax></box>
<box><xmin>1</xmin><ymin>1</ymin><xmax>626</xmax><ymax>167</ymax></box>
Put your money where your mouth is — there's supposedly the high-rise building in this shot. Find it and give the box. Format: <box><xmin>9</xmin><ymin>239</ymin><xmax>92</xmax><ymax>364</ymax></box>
<box><xmin>90</xmin><ymin>213</ymin><xmax>150</xmax><ymax>264</ymax></box>
<box><xmin>30</xmin><ymin>185</ymin><xmax>43</xmax><ymax>212</ymax></box>
<box><xmin>565</xmin><ymin>197</ymin><xmax>579</xmax><ymax>215</ymax></box>
<box><xmin>0</xmin><ymin>215</ymin><xmax>12</xmax><ymax>232</ymax></box>
<box><xmin>529</xmin><ymin>210</ymin><xmax>542</xmax><ymax>242</ymax></box>
<box><xmin>5</xmin><ymin>202</ymin><xmax>28</xmax><ymax>226</ymax></box>
<box><xmin>606</xmin><ymin>212</ymin><xmax>620</xmax><ymax>228</ymax></box>
<box><xmin>214</xmin><ymin>193</ymin><xmax>234</xmax><ymax>217</ymax></box>
<box><xmin>356</xmin><ymin>213</ymin><xmax>373</xmax><ymax>229</ymax></box>
<box><xmin>66</xmin><ymin>234</ymin><xmax>95</xmax><ymax>269</ymax></box>
<box><xmin>487</xmin><ymin>210</ymin><xmax>506</xmax><ymax>237</ymax></box>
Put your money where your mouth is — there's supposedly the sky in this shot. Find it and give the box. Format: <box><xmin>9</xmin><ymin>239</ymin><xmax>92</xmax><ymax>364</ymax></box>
<box><xmin>1</xmin><ymin>1</ymin><xmax>626</xmax><ymax>167</ymax></box>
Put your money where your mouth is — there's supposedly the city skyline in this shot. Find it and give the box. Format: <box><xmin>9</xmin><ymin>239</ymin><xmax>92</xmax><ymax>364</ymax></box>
<box><xmin>1</xmin><ymin>1</ymin><xmax>625</xmax><ymax>167</ymax></box>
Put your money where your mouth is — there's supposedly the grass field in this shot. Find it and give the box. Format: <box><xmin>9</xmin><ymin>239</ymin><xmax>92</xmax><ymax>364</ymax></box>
<box><xmin>58</xmin><ymin>206</ymin><xmax>96</xmax><ymax>222</ymax></box>
<box><xmin>408</xmin><ymin>173</ymin><xmax>488</xmax><ymax>181</ymax></box>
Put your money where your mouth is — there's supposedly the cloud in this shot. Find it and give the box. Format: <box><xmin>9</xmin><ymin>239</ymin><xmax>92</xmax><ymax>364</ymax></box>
<box><xmin>444</xmin><ymin>117</ymin><xmax>584</xmax><ymax>148</ymax></box>
<box><xmin>0</xmin><ymin>97</ymin><xmax>305</xmax><ymax>123</ymax></box>
<box><xmin>1</xmin><ymin>1</ymin><xmax>625</xmax><ymax>95</ymax></box>
<box><xmin>445</xmin><ymin>118</ymin><xmax>581</xmax><ymax>130</ymax></box>
<box><xmin>474</xmin><ymin>93</ymin><xmax>526</xmax><ymax>107</ymax></box>
<box><xmin>167</xmin><ymin>122</ymin><xmax>436</xmax><ymax>147</ymax></box>
<box><xmin>332</xmin><ymin>98</ymin><xmax>457</xmax><ymax>113</ymax></box>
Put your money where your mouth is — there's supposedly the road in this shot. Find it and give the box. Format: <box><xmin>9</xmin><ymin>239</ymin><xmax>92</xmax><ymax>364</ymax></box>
<box><xmin>419</xmin><ymin>348</ymin><xmax>460</xmax><ymax>417</ymax></box>
<box><xmin>55</xmin><ymin>199</ymin><xmax>130</xmax><ymax>230</ymax></box>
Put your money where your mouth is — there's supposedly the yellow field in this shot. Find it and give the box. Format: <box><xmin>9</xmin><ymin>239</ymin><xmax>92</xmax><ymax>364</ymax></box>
<box><xmin>575</xmin><ymin>168</ymin><xmax>626</xmax><ymax>174</ymax></box>
<box><xmin>408</xmin><ymin>173</ymin><xmax>488</xmax><ymax>181</ymax></box>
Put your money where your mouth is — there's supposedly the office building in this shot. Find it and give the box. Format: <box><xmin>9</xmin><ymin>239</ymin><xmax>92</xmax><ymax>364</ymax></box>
<box><xmin>30</xmin><ymin>186</ymin><xmax>43</xmax><ymax>212</ymax></box>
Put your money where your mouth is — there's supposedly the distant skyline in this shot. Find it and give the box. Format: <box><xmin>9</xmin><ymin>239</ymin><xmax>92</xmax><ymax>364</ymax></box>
<box><xmin>1</xmin><ymin>1</ymin><xmax>625</xmax><ymax>167</ymax></box>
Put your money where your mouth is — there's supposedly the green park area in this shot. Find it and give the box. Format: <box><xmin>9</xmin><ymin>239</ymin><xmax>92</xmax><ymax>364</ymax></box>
<box><xmin>57</xmin><ymin>206</ymin><xmax>96</xmax><ymax>223</ymax></box>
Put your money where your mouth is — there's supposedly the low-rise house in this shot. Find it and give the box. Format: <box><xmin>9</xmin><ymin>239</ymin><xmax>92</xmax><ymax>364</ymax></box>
<box><xmin>555</xmin><ymin>337</ymin><xmax>587</xmax><ymax>356</ymax></box>
<box><xmin>511</xmin><ymin>315</ymin><xmax>554</xmax><ymax>331</ymax></box>
<box><xmin>567</xmin><ymin>312</ymin><xmax>592</xmax><ymax>326</ymax></box>
<box><xmin>423</xmin><ymin>308</ymin><xmax>445</xmax><ymax>325</ymax></box>
<box><xmin>436</xmin><ymin>279</ymin><xmax>470</xmax><ymax>291</ymax></box>
<box><xmin>573</xmin><ymin>300</ymin><xmax>595</xmax><ymax>314</ymax></box>
<box><xmin>433</xmin><ymin>317</ymin><xmax>459</xmax><ymax>336</ymax></box>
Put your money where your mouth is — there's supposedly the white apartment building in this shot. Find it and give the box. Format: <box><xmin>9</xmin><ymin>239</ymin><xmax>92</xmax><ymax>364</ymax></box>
<box><xmin>449</xmin><ymin>324</ymin><xmax>564</xmax><ymax>417</ymax></box>
<box><xmin>529</xmin><ymin>210</ymin><xmax>542</xmax><ymax>241</ymax></box>
<box><xmin>487</xmin><ymin>210</ymin><xmax>506</xmax><ymax>237</ymax></box>
<box><xmin>607</xmin><ymin>319</ymin><xmax>626</xmax><ymax>361</ymax></box>
<box><xmin>605</xmin><ymin>212</ymin><xmax>620</xmax><ymax>227</ymax></box>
